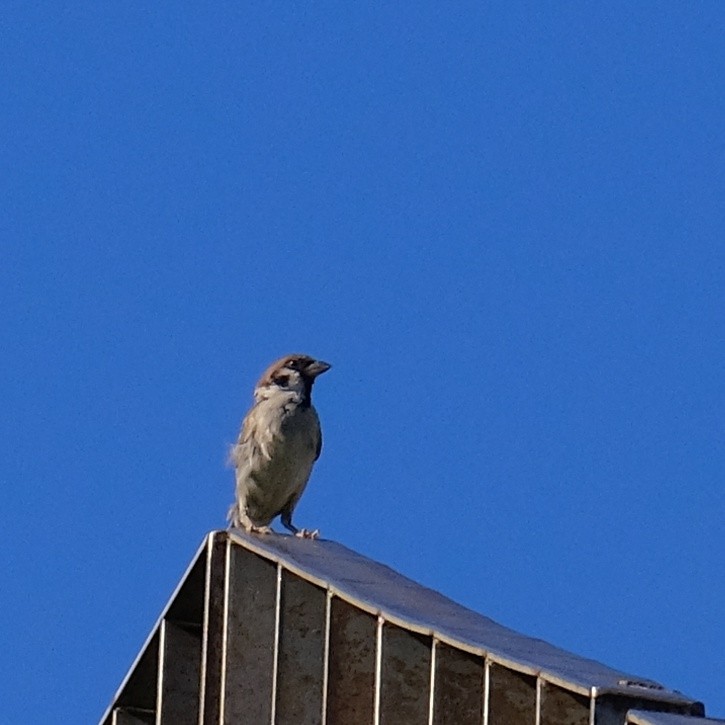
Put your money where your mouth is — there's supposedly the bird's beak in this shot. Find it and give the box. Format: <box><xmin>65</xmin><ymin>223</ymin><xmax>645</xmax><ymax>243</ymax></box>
<box><xmin>306</xmin><ymin>360</ymin><xmax>331</xmax><ymax>377</ymax></box>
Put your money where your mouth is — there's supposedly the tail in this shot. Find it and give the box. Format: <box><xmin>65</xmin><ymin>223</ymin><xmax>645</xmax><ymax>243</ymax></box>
<box><xmin>226</xmin><ymin>443</ymin><xmax>240</xmax><ymax>529</ymax></box>
<box><xmin>226</xmin><ymin>501</ymin><xmax>240</xmax><ymax>529</ymax></box>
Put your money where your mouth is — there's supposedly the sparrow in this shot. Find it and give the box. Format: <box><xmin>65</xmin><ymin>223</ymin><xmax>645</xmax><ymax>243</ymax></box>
<box><xmin>227</xmin><ymin>354</ymin><xmax>331</xmax><ymax>538</ymax></box>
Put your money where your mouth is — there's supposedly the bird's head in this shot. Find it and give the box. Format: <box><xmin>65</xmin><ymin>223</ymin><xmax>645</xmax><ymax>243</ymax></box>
<box><xmin>254</xmin><ymin>354</ymin><xmax>331</xmax><ymax>403</ymax></box>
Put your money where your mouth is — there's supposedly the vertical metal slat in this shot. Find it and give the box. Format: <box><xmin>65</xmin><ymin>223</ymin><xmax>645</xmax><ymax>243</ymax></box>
<box><xmin>379</xmin><ymin>623</ymin><xmax>431</xmax><ymax>725</ymax></box>
<box><xmin>198</xmin><ymin>533</ymin><xmax>227</xmax><ymax>725</ymax></box>
<box><xmin>483</xmin><ymin>658</ymin><xmax>491</xmax><ymax>725</ymax></box>
<box><xmin>374</xmin><ymin>615</ymin><xmax>384</xmax><ymax>725</ymax></box>
<box><xmin>155</xmin><ymin>620</ymin><xmax>201</xmax><ymax>725</ymax></box>
<box><xmin>222</xmin><ymin>545</ymin><xmax>277</xmax><ymax>724</ymax></box>
<box><xmin>428</xmin><ymin>639</ymin><xmax>438</xmax><ymax>725</ymax></box>
<box><xmin>432</xmin><ymin>642</ymin><xmax>485</xmax><ymax>725</ymax></box>
<box><xmin>321</xmin><ymin>589</ymin><xmax>332</xmax><ymax>725</ymax></box>
<box><xmin>487</xmin><ymin>662</ymin><xmax>537</xmax><ymax>724</ymax></box>
<box><xmin>539</xmin><ymin>679</ymin><xmax>590</xmax><ymax>725</ymax></box>
<box><xmin>326</xmin><ymin>597</ymin><xmax>377</xmax><ymax>723</ymax></box>
<box><xmin>275</xmin><ymin>571</ymin><xmax>326</xmax><ymax>724</ymax></box>
<box><xmin>270</xmin><ymin>564</ymin><xmax>282</xmax><ymax>725</ymax></box>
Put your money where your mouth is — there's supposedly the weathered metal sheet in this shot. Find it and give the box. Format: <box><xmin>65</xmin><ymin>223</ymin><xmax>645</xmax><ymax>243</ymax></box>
<box><xmin>488</xmin><ymin>661</ymin><xmax>536</xmax><ymax>724</ymax></box>
<box><xmin>111</xmin><ymin>710</ymin><xmax>154</xmax><ymax>725</ymax></box>
<box><xmin>113</xmin><ymin>630</ymin><xmax>159</xmax><ymax>715</ymax></box>
<box><xmin>276</xmin><ymin>571</ymin><xmax>327</xmax><ymax>724</ymax></box>
<box><xmin>156</xmin><ymin>620</ymin><xmax>201</xmax><ymax>725</ymax></box>
<box><xmin>539</xmin><ymin>679</ymin><xmax>590</xmax><ymax>725</ymax></box>
<box><xmin>379</xmin><ymin>624</ymin><xmax>431</xmax><ymax>725</ymax></box>
<box><xmin>627</xmin><ymin>710</ymin><xmax>725</xmax><ymax>725</ymax></box>
<box><xmin>100</xmin><ymin>536</ymin><xmax>211</xmax><ymax>725</ymax></box>
<box><xmin>199</xmin><ymin>532</ymin><xmax>226</xmax><ymax>724</ymax></box>
<box><xmin>223</xmin><ymin>544</ymin><xmax>277</xmax><ymax>724</ymax></box>
<box><xmin>327</xmin><ymin>597</ymin><xmax>376</xmax><ymax>723</ymax></box>
<box><xmin>98</xmin><ymin>530</ymin><xmax>707</xmax><ymax>724</ymax></box>
<box><xmin>227</xmin><ymin>529</ymin><xmax>700</xmax><ymax>708</ymax></box>
<box><xmin>432</xmin><ymin>641</ymin><xmax>484</xmax><ymax>725</ymax></box>
<box><xmin>166</xmin><ymin>552</ymin><xmax>205</xmax><ymax>626</ymax></box>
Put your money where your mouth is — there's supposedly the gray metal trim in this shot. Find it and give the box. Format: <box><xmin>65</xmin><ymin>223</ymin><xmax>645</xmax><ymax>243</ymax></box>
<box><xmin>270</xmin><ymin>564</ymin><xmax>282</xmax><ymax>725</ymax></box>
<box><xmin>428</xmin><ymin>638</ymin><xmax>438</xmax><ymax>725</ymax></box>
<box><xmin>374</xmin><ymin>615</ymin><xmax>383</xmax><ymax>725</ymax></box>
<box><xmin>627</xmin><ymin>711</ymin><xmax>725</xmax><ymax>725</ymax></box>
<box><xmin>483</xmin><ymin>657</ymin><xmax>491</xmax><ymax>725</ymax></box>
<box><xmin>321</xmin><ymin>589</ymin><xmax>332</xmax><ymax>725</ymax></box>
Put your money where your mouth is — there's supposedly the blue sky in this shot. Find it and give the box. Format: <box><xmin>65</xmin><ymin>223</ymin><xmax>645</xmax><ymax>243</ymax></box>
<box><xmin>1</xmin><ymin>4</ymin><xmax>723</xmax><ymax>722</ymax></box>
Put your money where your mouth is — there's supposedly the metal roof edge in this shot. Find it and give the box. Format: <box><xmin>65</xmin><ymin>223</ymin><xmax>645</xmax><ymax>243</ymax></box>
<box><xmin>627</xmin><ymin>709</ymin><xmax>724</xmax><ymax>725</ymax></box>
<box><xmin>99</xmin><ymin>529</ymin><xmax>704</xmax><ymax>720</ymax></box>
<box><xmin>98</xmin><ymin>533</ymin><xmax>212</xmax><ymax>725</ymax></box>
<box><xmin>225</xmin><ymin>528</ymin><xmax>701</xmax><ymax>708</ymax></box>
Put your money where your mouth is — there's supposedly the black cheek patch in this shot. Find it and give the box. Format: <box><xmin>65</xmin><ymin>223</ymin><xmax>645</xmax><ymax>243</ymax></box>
<box><xmin>299</xmin><ymin>378</ymin><xmax>313</xmax><ymax>408</ymax></box>
<box><xmin>275</xmin><ymin>374</ymin><xmax>290</xmax><ymax>387</ymax></box>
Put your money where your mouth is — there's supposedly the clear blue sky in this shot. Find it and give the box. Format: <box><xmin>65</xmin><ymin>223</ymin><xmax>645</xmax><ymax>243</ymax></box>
<box><xmin>1</xmin><ymin>4</ymin><xmax>723</xmax><ymax>722</ymax></box>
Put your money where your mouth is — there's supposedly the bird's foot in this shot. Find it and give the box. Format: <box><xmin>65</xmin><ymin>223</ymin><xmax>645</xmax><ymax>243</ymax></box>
<box><xmin>248</xmin><ymin>525</ymin><xmax>274</xmax><ymax>535</ymax></box>
<box><xmin>294</xmin><ymin>528</ymin><xmax>319</xmax><ymax>540</ymax></box>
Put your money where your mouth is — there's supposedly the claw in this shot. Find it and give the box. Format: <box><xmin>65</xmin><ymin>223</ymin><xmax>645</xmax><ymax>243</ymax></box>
<box><xmin>249</xmin><ymin>525</ymin><xmax>274</xmax><ymax>535</ymax></box>
<box><xmin>295</xmin><ymin>528</ymin><xmax>319</xmax><ymax>540</ymax></box>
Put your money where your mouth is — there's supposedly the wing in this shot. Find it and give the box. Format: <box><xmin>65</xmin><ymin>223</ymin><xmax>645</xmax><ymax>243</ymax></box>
<box><xmin>229</xmin><ymin>407</ymin><xmax>263</xmax><ymax>469</ymax></box>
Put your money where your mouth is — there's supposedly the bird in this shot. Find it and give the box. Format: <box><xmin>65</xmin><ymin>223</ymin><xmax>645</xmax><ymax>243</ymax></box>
<box><xmin>227</xmin><ymin>354</ymin><xmax>331</xmax><ymax>539</ymax></box>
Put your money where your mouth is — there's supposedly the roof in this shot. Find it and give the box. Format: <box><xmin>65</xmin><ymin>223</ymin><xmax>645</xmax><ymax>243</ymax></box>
<box><xmin>99</xmin><ymin>529</ymin><xmax>707</xmax><ymax>724</ymax></box>
<box><xmin>226</xmin><ymin>529</ymin><xmax>688</xmax><ymax>700</ymax></box>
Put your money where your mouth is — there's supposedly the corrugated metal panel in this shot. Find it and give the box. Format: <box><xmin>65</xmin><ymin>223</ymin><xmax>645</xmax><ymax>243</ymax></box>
<box><xmin>379</xmin><ymin>624</ymin><xmax>430</xmax><ymax>724</ymax></box>
<box><xmin>539</xmin><ymin>679</ymin><xmax>590</xmax><ymax>725</ymax></box>
<box><xmin>432</xmin><ymin>641</ymin><xmax>485</xmax><ymax>724</ymax></box>
<box><xmin>487</xmin><ymin>660</ymin><xmax>536</xmax><ymax>723</ymax></box>
<box><xmin>326</xmin><ymin>597</ymin><xmax>376</xmax><ymax>722</ymax></box>
<box><xmin>276</xmin><ymin>571</ymin><xmax>326</xmax><ymax>723</ymax></box>
<box><xmin>156</xmin><ymin>620</ymin><xmax>201</xmax><ymax>724</ymax></box>
<box><xmin>99</xmin><ymin>530</ymin><xmax>707</xmax><ymax>724</ymax></box>
<box><xmin>222</xmin><ymin>544</ymin><xmax>277</xmax><ymax>722</ymax></box>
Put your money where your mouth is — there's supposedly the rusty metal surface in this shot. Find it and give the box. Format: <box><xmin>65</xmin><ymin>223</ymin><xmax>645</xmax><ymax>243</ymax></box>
<box><xmin>627</xmin><ymin>710</ymin><xmax>725</xmax><ymax>725</ymax></box>
<box><xmin>488</xmin><ymin>661</ymin><xmax>536</xmax><ymax>724</ymax></box>
<box><xmin>276</xmin><ymin>571</ymin><xmax>326</xmax><ymax>724</ymax></box>
<box><xmin>157</xmin><ymin>621</ymin><xmax>201</xmax><ymax>725</ymax></box>
<box><xmin>223</xmin><ymin>544</ymin><xmax>277</xmax><ymax>724</ymax></box>
<box><xmin>379</xmin><ymin>624</ymin><xmax>431</xmax><ymax>725</ymax></box>
<box><xmin>432</xmin><ymin>642</ymin><xmax>485</xmax><ymax>725</ymax></box>
<box><xmin>227</xmin><ymin>528</ymin><xmax>700</xmax><ymax>707</ymax></box>
<box><xmin>539</xmin><ymin>680</ymin><xmax>590</xmax><ymax>725</ymax></box>
<box><xmin>199</xmin><ymin>532</ymin><xmax>226</xmax><ymax>725</ymax></box>
<box><xmin>327</xmin><ymin>597</ymin><xmax>376</xmax><ymax>724</ymax></box>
